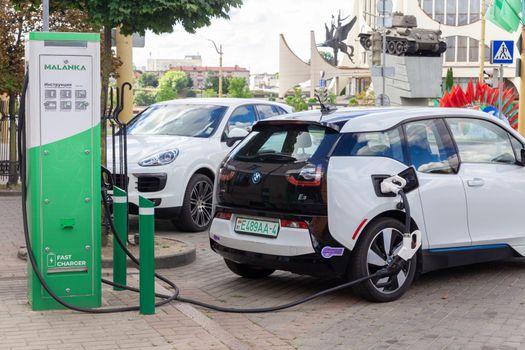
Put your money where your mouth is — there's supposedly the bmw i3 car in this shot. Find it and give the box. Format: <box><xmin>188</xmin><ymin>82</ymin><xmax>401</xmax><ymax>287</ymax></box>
<box><xmin>210</xmin><ymin>107</ymin><xmax>525</xmax><ymax>302</ymax></box>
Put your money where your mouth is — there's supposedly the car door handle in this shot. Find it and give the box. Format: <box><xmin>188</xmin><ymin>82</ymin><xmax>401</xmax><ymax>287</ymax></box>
<box><xmin>467</xmin><ymin>178</ymin><xmax>485</xmax><ymax>187</ymax></box>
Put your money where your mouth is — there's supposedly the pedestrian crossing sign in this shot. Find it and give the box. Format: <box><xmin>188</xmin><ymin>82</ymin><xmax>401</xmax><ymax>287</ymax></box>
<box><xmin>491</xmin><ymin>40</ymin><xmax>514</xmax><ymax>64</ymax></box>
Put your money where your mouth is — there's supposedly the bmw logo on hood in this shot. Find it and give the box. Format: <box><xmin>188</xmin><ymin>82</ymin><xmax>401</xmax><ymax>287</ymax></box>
<box><xmin>251</xmin><ymin>171</ymin><xmax>262</xmax><ymax>184</ymax></box>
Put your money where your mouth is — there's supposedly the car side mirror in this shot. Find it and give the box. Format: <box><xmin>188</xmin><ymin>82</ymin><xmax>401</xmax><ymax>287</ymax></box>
<box><xmin>517</xmin><ymin>149</ymin><xmax>525</xmax><ymax>166</ymax></box>
<box><xmin>225</xmin><ymin>128</ymin><xmax>249</xmax><ymax>147</ymax></box>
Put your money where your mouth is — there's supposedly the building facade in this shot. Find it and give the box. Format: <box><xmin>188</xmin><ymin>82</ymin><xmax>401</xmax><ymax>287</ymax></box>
<box><xmin>170</xmin><ymin>65</ymin><xmax>250</xmax><ymax>90</ymax></box>
<box><xmin>146</xmin><ymin>55</ymin><xmax>202</xmax><ymax>71</ymax></box>
<box><xmin>357</xmin><ymin>0</ymin><xmax>518</xmax><ymax>90</ymax></box>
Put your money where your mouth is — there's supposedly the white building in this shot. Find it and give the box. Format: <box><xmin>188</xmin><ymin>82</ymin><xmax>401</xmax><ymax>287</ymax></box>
<box><xmin>357</xmin><ymin>0</ymin><xmax>518</xmax><ymax>90</ymax></box>
<box><xmin>146</xmin><ymin>55</ymin><xmax>202</xmax><ymax>71</ymax></box>
<box><xmin>250</xmin><ymin>73</ymin><xmax>279</xmax><ymax>92</ymax></box>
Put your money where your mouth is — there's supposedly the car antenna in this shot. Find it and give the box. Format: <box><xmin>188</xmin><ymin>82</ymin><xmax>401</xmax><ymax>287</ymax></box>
<box><xmin>316</xmin><ymin>70</ymin><xmax>336</xmax><ymax>123</ymax></box>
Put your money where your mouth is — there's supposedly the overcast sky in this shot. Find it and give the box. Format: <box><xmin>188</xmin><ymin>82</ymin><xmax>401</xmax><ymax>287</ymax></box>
<box><xmin>133</xmin><ymin>0</ymin><xmax>353</xmax><ymax>73</ymax></box>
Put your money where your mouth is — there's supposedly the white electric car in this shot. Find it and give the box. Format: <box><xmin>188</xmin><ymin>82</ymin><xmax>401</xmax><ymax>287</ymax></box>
<box><xmin>112</xmin><ymin>98</ymin><xmax>291</xmax><ymax>231</ymax></box>
<box><xmin>210</xmin><ymin>107</ymin><xmax>525</xmax><ymax>302</ymax></box>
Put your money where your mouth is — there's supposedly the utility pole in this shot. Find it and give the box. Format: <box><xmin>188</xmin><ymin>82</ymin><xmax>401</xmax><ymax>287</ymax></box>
<box><xmin>42</xmin><ymin>0</ymin><xmax>49</xmax><ymax>31</ymax></box>
<box><xmin>208</xmin><ymin>39</ymin><xmax>224</xmax><ymax>97</ymax></box>
<box><xmin>479</xmin><ymin>0</ymin><xmax>486</xmax><ymax>83</ymax></box>
<box><xmin>519</xmin><ymin>24</ymin><xmax>525</xmax><ymax>136</ymax></box>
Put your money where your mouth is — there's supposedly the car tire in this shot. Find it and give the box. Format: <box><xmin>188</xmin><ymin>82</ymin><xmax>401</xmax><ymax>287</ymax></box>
<box><xmin>176</xmin><ymin>173</ymin><xmax>214</xmax><ymax>232</ymax></box>
<box><xmin>348</xmin><ymin>217</ymin><xmax>417</xmax><ymax>302</ymax></box>
<box><xmin>224</xmin><ymin>259</ymin><xmax>275</xmax><ymax>279</ymax></box>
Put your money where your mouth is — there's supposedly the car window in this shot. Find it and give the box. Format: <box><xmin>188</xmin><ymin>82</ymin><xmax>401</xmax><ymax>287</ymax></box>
<box><xmin>234</xmin><ymin>124</ymin><xmax>339</xmax><ymax>163</ymax></box>
<box><xmin>332</xmin><ymin>127</ymin><xmax>405</xmax><ymax>163</ymax></box>
<box><xmin>223</xmin><ymin>105</ymin><xmax>257</xmax><ymax>138</ymax></box>
<box><xmin>404</xmin><ymin>119</ymin><xmax>459</xmax><ymax>174</ymax></box>
<box><xmin>256</xmin><ymin>104</ymin><xmax>286</xmax><ymax>119</ymax></box>
<box><xmin>446</xmin><ymin>118</ymin><xmax>516</xmax><ymax>165</ymax></box>
<box><xmin>510</xmin><ymin>136</ymin><xmax>524</xmax><ymax>163</ymax></box>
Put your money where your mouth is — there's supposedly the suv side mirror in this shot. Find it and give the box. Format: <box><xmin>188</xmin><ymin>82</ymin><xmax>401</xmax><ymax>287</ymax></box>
<box><xmin>225</xmin><ymin>128</ymin><xmax>249</xmax><ymax>147</ymax></box>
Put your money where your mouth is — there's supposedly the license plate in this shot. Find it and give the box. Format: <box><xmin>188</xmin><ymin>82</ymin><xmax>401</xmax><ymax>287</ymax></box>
<box><xmin>234</xmin><ymin>217</ymin><xmax>280</xmax><ymax>238</ymax></box>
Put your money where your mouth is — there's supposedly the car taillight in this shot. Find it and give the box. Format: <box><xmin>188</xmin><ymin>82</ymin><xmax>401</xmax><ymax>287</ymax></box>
<box><xmin>286</xmin><ymin>164</ymin><xmax>322</xmax><ymax>187</ymax></box>
<box><xmin>280</xmin><ymin>219</ymin><xmax>309</xmax><ymax>229</ymax></box>
<box><xmin>219</xmin><ymin>166</ymin><xmax>236</xmax><ymax>182</ymax></box>
<box><xmin>215</xmin><ymin>211</ymin><xmax>232</xmax><ymax>220</ymax></box>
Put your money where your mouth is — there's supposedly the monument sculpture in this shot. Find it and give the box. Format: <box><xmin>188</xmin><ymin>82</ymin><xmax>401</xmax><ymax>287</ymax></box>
<box><xmin>318</xmin><ymin>11</ymin><xmax>357</xmax><ymax>65</ymax></box>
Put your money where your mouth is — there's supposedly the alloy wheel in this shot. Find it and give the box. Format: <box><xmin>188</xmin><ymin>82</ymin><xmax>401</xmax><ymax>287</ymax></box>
<box><xmin>366</xmin><ymin>227</ymin><xmax>410</xmax><ymax>294</ymax></box>
<box><xmin>189</xmin><ymin>180</ymin><xmax>213</xmax><ymax>228</ymax></box>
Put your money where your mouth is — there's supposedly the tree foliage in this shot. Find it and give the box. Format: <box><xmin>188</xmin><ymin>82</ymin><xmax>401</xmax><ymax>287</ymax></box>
<box><xmin>228</xmin><ymin>77</ymin><xmax>252</xmax><ymax>98</ymax></box>
<box><xmin>138</xmin><ymin>72</ymin><xmax>159</xmax><ymax>88</ymax></box>
<box><xmin>285</xmin><ymin>87</ymin><xmax>308</xmax><ymax>112</ymax></box>
<box><xmin>445</xmin><ymin>67</ymin><xmax>454</xmax><ymax>92</ymax></box>
<box><xmin>205</xmin><ymin>73</ymin><xmax>229</xmax><ymax>94</ymax></box>
<box><xmin>156</xmin><ymin>71</ymin><xmax>189</xmax><ymax>102</ymax></box>
<box><xmin>134</xmin><ymin>90</ymin><xmax>157</xmax><ymax>106</ymax></box>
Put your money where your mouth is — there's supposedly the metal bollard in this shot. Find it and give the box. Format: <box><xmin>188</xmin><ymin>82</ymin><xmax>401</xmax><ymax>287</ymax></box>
<box><xmin>139</xmin><ymin>196</ymin><xmax>155</xmax><ymax>315</ymax></box>
<box><xmin>112</xmin><ymin>186</ymin><xmax>127</xmax><ymax>291</ymax></box>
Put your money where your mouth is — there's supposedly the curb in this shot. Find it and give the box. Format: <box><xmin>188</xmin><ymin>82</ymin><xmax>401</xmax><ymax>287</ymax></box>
<box><xmin>101</xmin><ymin>240</ymin><xmax>196</xmax><ymax>269</ymax></box>
<box><xmin>0</xmin><ymin>191</ymin><xmax>21</xmax><ymax>197</ymax></box>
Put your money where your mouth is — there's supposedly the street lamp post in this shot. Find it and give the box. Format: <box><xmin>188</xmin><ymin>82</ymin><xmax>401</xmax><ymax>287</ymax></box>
<box><xmin>208</xmin><ymin>39</ymin><xmax>224</xmax><ymax>97</ymax></box>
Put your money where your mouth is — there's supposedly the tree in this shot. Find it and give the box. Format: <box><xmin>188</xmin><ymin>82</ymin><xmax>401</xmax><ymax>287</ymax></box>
<box><xmin>156</xmin><ymin>71</ymin><xmax>189</xmax><ymax>102</ymax></box>
<box><xmin>56</xmin><ymin>0</ymin><xmax>243</xmax><ymax>115</ymax></box>
<box><xmin>228</xmin><ymin>77</ymin><xmax>252</xmax><ymax>98</ymax></box>
<box><xmin>206</xmin><ymin>73</ymin><xmax>229</xmax><ymax>95</ymax></box>
<box><xmin>138</xmin><ymin>72</ymin><xmax>159</xmax><ymax>88</ymax></box>
<box><xmin>445</xmin><ymin>67</ymin><xmax>454</xmax><ymax>92</ymax></box>
<box><xmin>285</xmin><ymin>87</ymin><xmax>308</xmax><ymax>112</ymax></box>
<box><xmin>134</xmin><ymin>90</ymin><xmax>157</xmax><ymax>106</ymax></box>
<box><xmin>319</xmin><ymin>51</ymin><xmax>334</xmax><ymax>65</ymax></box>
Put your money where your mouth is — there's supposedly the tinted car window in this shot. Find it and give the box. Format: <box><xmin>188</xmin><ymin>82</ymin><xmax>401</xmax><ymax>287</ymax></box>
<box><xmin>127</xmin><ymin>104</ymin><xmax>227</xmax><ymax>137</ymax></box>
<box><xmin>404</xmin><ymin>119</ymin><xmax>459</xmax><ymax>174</ymax></box>
<box><xmin>446</xmin><ymin>118</ymin><xmax>516</xmax><ymax>164</ymax></box>
<box><xmin>332</xmin><ymin>127</ymin><xmax>405</xmax><ymax>163</ymax></box>
<box><xmin>224</xmin><ymin>105</ymin><xmax>257</xmax><ymax>137</ymax></box>
<box><xmin>256</xmin><ymin>104</ymin><xmax>285</xmax><ymax>119</ymax></box>
<box><xmin>234</xmin><ymin>124</ymin><xmax>339</xmax><ymax>163</ymax></box>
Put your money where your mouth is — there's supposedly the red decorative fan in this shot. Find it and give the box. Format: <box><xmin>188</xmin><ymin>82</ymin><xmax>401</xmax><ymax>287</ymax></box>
<box><xmin>439</xmin><ymin>79</ymin><xmax>519</xmax><ymax>129</ymax></box>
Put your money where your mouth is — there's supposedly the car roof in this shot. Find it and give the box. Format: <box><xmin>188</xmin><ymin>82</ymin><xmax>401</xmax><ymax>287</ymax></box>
<box><xmin>264</xmin><ymin>107</ymin><xmax>512</xmax><ymax>133</ymax></box>
<box><xmin>151</xmin><ymin>98</ymin><xmax>290</xmax><ymax>109</ymax></box>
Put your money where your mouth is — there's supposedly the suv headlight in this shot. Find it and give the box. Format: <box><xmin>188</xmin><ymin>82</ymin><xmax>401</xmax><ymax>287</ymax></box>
<box><xmin>138</xmin><ymin>149</ymin><xmax>179</xmax><ymax>167</ymax></box>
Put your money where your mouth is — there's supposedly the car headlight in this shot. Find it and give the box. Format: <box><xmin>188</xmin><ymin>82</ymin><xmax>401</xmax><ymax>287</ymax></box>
<box><xmin>138</xmin><ymin>149</ymin><xmax>179</xmax><ymax>167</ymax></box>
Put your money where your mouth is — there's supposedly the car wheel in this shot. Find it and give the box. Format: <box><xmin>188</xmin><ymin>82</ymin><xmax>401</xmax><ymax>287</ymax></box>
<box><xmin>349</xmin><ymin>217</ymin><xmax>417</xmax><ymax>302</ymax></box>
<box><xmin>176</xmin><ymin>174</ymin><xmax>214</xmax><ymax>232</ymax></box>
<box><xmin>224</xmin><ymin>259</ymin><xmax>275</xmax><ymax>279</ymax></box>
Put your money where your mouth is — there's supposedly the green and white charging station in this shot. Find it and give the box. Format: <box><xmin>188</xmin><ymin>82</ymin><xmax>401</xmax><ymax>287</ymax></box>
<box><xmin>25</xmin><ymin>32</ymin><xmax>101</xmax><ymax>310</ymax></box>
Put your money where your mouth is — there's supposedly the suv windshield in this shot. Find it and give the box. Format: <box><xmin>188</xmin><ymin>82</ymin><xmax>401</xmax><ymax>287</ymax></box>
<box><xmin>233</xmin><ymin>124</ymin><xmax>339</xmax><ymax>163</ymax></box>
<box><xmin>127</xmin><ymin>104</ymin><xmax>228</xmax><ymax>137</ymax></box>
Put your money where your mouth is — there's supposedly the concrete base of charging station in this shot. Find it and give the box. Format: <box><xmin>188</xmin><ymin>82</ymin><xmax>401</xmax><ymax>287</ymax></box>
<box><xmin>101</xmin><ymin>237</ymin><xmax>196</xmax><ymax>269</ymax></box>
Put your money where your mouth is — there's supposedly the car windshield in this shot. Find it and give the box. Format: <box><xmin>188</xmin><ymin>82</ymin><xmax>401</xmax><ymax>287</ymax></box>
<box><xmin>126</xmin><ymin>104</ymin><xmax>228</xmax><ymax>137</ymax></box>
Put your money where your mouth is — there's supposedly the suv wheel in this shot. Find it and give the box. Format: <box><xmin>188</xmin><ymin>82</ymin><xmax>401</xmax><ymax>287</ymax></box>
<box><xmin>224</xmin><ymin>259</ymin><xmax>275</xmax><ymax>279</ymax></box>
<box><xmin>349</xmin><ymin>217</ymin><xmax>417</xmax><ymax>302</ymax></box>
<box><xmin>176</xmin><ymin>174</ymin><xmax>214</xmax><ymax>232</ymax></box>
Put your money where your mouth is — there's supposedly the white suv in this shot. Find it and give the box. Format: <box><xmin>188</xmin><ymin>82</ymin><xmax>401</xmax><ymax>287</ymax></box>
<box><xmin>112</xmin><ymin>98</ymin><xmax>291</xmax><ymax>231</ymax></box>
<box><xmin>210</xmin><ymin>107</ymin><xmax>525</xmax><ymax>302</ymax></box>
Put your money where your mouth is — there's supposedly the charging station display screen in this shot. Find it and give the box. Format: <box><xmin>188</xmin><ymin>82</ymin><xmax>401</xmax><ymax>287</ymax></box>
<box><xmin>39</xmin><ymin>55</ymin><xmax>93</xmax><ymax>145</ymax></box>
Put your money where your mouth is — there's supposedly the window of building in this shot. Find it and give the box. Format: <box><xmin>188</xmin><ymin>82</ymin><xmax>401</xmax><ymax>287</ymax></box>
<box><xmin>445</xmin><ymin>36</ymin><xmax>456</xmax><ymax>62</ymax></box>
<box><xmin>457</xmin><ymin>36</ymin><xmax>468</xmax><ymax>62</ymax></box>
<box><xmin>419</xmin><ymin>0</ymin><xmax>483</xmax><ymax>26</ymax></box>
<box><xmin>469</xmin><ymin>37</ymin><xmax>479</xmax><ymax>62</ymax></box>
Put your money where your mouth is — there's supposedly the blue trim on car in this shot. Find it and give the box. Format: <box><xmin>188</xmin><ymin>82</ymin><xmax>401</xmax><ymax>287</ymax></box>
<box><xmin>428</xmin><ymin>244</ymin><xmax>510</xmax><ymax>253</ymax></box>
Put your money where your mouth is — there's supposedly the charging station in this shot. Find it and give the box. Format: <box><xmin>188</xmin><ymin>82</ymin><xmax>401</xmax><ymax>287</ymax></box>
<box><xmin>25</xmin><ymin>32</ymin><xmax>101</xmax><ymax>310</ymax></box>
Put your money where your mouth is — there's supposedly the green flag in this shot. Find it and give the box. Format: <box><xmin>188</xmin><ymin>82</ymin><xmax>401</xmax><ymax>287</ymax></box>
<box><xmin>487</xmin><ymin>0</ymin><xmax>522</xmax><ymax>33</ymax></box>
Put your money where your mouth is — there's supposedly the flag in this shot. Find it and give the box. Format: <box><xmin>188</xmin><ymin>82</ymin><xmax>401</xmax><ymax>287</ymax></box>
<box><xmin>487</xmin><ymin>0</ymin><xmax>522</xmax><ymax>33</ymax></box>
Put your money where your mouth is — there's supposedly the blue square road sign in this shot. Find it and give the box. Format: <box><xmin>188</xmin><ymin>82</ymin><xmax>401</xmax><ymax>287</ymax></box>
<box><xmin>491</xmin><ymin>40</ymin><xmax>514</xmax><ymax>64</ymax></box>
